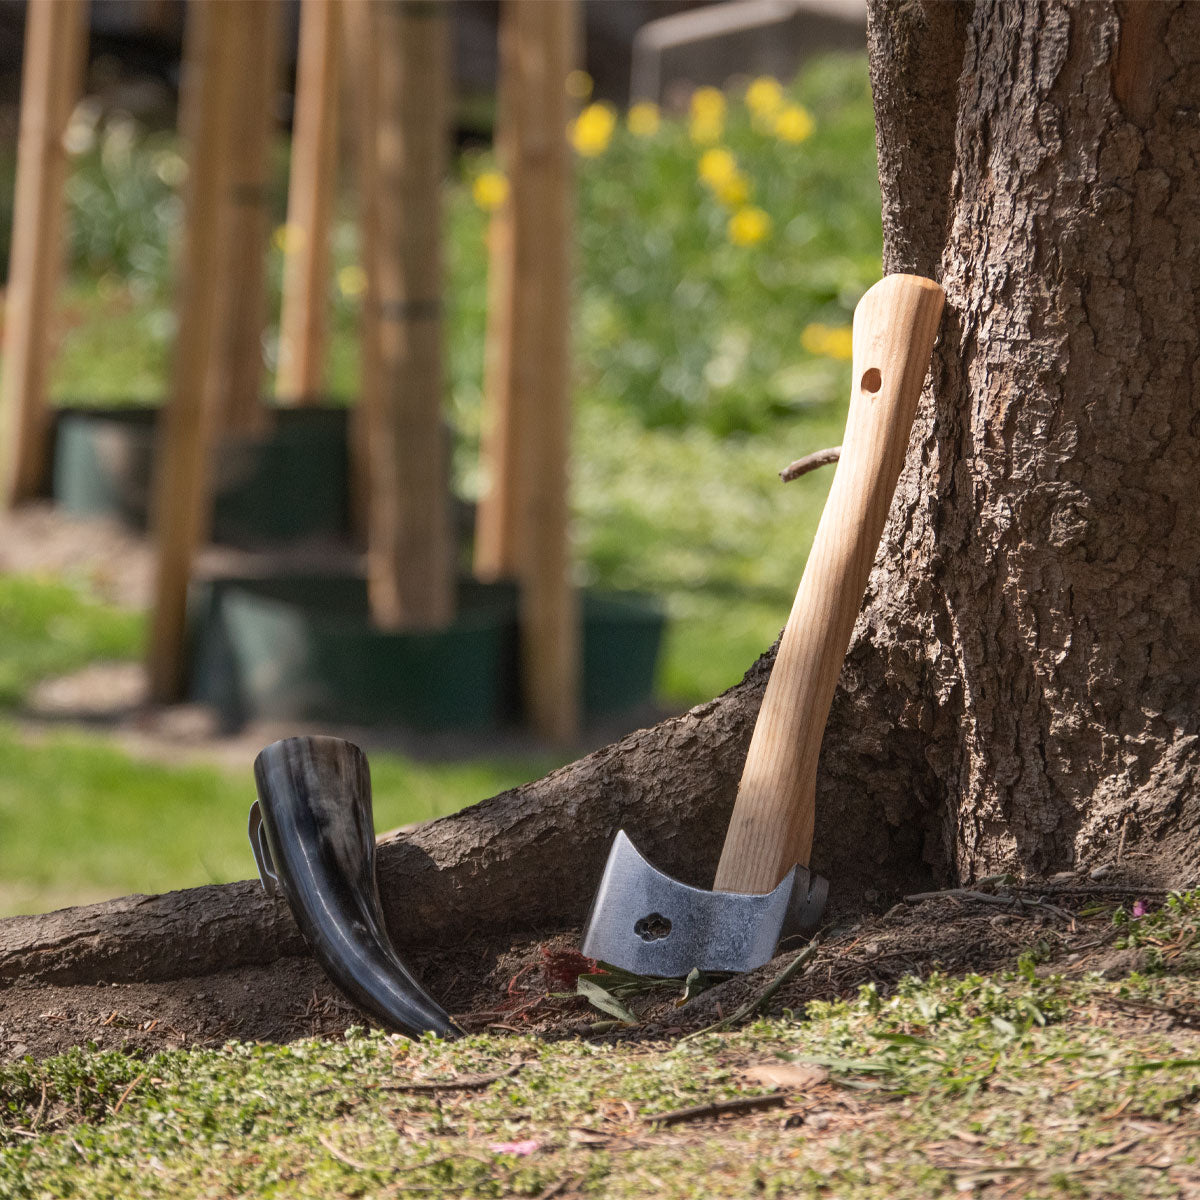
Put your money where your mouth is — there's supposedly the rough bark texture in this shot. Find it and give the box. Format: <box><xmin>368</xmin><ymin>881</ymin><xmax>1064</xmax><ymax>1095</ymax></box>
<box><xmin>850</xmin><ymin>0</ymin><xmax>1200</xmax><ymax>883</ymax></box>
<box><xmin>4</xmin><ymin>0</ymin><xmax>1198</xmax><ymax>989</ymax></box>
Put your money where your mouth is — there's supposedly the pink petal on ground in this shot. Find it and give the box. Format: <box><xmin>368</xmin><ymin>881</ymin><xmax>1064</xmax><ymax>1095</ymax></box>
<box><xmin>489</xmin><ymin>1139</ymin><xmax>540</xmax><ymax>1156</ymax></box>
<box><xmin>1132</xmin><ymin>900</ymin><xmax>1147</xmax><ymax>917</ymax></box>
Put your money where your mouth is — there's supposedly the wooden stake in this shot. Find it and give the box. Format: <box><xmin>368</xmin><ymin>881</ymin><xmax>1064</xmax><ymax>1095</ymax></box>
<box><xmin>146</xmin><ymin>0</ymin><xmax>240</xmax><ymax>703</ymax></box>
<box><xmin>360</xmin><ymin>1</ymin><xmax>455</xmax><ymax>630</ymax></box>
<box><xmin>275</xmin><ymin>0</ymin><xmax>341</xmax><ymax>404</ymax></box>
<box><xmin>475</xmin><ymin>0</ymin><xmax>579</xmax><ymax>743</ymax></box>
<box><xmin>0</xmin><ymin>0</ymin><xmax>89</xmax><ymax>507</ymax></box>
<box><xmin>341</xmin><ymin>0</ymin><xmax>382</xmax><ymax>543</ymax></box>
<box><xmin>214</xmin><ymin>0</ymin><xmax>282</xmax><ymax>433</ymax></box>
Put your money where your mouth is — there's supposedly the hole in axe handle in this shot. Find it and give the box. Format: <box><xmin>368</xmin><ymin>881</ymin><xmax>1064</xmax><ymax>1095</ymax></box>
<box><xmin>634</xmin><ymin>913</ymin><xmax>672</xmax><ymax>942</ymax></box>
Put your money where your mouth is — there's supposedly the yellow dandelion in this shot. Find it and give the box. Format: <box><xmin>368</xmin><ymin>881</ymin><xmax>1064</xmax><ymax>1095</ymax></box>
<box><xmin>337</xmin><ymin>264</ymin><xmax>368</xmax><ymax>299</ymax></box>
<box><xmin>713</xmin><ymin>171</ymin><xmax>751</xmax><ymax>208</ymax></box>
<box><xmin>627</xmin><ymin>101</ymin><xmax>660</xmax><ymax>137</ymax></box>
<box><xmin>571</xmin><ymin>102</ymin><xmax>617</xmax><ymax>156</ymax></box>
<box><xmin>565</xmin><ymin>69</ymin><xmax>594</xmax><ymax>100</ymax></box>
<box><xmin>689</xmin><ymin>86</ymin><xmax>726</xmax><ymax>144</ymax></box>
<box><xmin>272</xmin><ymin>222</ymin><xmax>306</xmax><ymax>255</ymax></box>
<box><xmin>775</xmin><ymin>104</ymin><xmax>815</xmax><ymax>144</ymax></box>
<box><xmin>471</xmin><ymin>170</ymin><xmax>510</xmax><ymax>212</ymax></box>
<box><xmin>800</xmin><ymin>322</ymin><xmax>854</xmax><ymax>359</ymax></box>
<box><xmin>727</xmin><ymin>206</ymin><xmax>771</xmax><ymax>247</ymax></box>
<box><xmin>823</xmin><ymin>325</ymin><xmax>853</xmax><ymax>359</ymax></box>
<box><xmin>745</xmin><ymin>76</ymin><xmax>784</xmax><ymax>119</ymax></box>
<box><xmin>698</xmin><ymin>147</ymin><xmax>737</xmax><ymax>188</ymax></box>
<box><xmin>690</xmin><ymin>86</ymin><xmax>726</xmax><ymax>121</ymax></box>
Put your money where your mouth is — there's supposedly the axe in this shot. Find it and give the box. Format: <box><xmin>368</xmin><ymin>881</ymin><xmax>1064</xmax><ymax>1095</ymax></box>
<box><xmin>582</xmin><ymin>274</ymin><xmax>945</xmax><ymax>977</ymax></box>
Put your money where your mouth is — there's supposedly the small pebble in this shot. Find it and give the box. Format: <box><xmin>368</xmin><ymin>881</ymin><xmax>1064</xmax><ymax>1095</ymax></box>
<box><xmin>862</xmin><ymin>942</ymin><xmax>881</xmax><ymax>957</ymax></box>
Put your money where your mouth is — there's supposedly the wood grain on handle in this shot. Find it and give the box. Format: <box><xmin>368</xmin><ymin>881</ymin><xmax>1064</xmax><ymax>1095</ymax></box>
<box><xmin>712</xmin><ymin>274</ymin><xmax>945</xmax><ymax>895</ymax></box>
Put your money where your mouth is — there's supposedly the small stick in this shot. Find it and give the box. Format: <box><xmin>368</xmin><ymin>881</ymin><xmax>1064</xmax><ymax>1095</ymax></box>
<box><xmin>684</xmin><ymin>942</ymin><xmax>819</xmax><ymax>1040</ymax></box>
<box><xmin>111</xmin><ymin>1073</ymin><xmax>145</xmax><ymax>1116</ymax></box>
<box><xmin>780</xmin><ymin>446</ymin><xmax>841</xmax><ymax>482</ymax></box>
<box><xmin>379</xmin><ymin>1063</ymin><xmax>524</xmax><ymax>1092</ymax></box>
<box><xmin>647</xmin><ymin>1093</ymin><xmax>788</xmax><ymax>1126</ymax></box>
<box><xmin>904</xmin><ymin>888</ymin><xmax>1074</xmax><ymax>922</ymax></box>
<box><xmin>1102</xmin><ymin>995</ymin><xmax>1200</xmax><ymax>1030</ymax></box>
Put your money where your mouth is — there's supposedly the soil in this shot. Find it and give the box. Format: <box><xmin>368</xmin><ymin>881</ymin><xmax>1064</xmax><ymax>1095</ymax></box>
<box><xmin>0</xmin><ymin>881</ymin><xmax>1165</xmax><ymax>1063</ymax></box>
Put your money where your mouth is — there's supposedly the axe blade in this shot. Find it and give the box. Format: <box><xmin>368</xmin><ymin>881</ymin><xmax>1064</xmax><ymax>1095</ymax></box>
<box><xmin>581</xmin><ymin>830</ymin><xmax>826</xmax><ymax>978</ymax></box>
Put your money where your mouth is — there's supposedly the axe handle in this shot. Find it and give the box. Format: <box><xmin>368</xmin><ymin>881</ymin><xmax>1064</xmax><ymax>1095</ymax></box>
<box><xmin>713</xmin><ymin>274</ymin><xmax>945</xmax><ymax>895</ymax></box>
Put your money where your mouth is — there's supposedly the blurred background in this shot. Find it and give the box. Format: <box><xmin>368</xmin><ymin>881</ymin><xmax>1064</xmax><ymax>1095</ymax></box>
<box><xmin>0</xmin><ymin>0</ymin><xmax>880</xmax><ymax>917</ymax></box>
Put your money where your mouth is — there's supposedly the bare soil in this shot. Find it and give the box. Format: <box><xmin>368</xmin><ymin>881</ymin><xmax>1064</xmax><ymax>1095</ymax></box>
<box><xmin>0</xmin><ymin>883</ymin><xmax>1164</xmax><ymax>1063</ymax></box>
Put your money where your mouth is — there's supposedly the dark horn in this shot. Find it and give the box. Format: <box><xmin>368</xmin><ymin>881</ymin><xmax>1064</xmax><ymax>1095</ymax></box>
<box><xmin>250</xmin><ymin>736</ymin><xmax>461</xmax><ymax>1040</ymax></box>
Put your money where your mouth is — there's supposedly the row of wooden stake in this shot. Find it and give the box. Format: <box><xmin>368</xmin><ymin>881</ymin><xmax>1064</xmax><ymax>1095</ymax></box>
<box><xmin>0</xmin><ymin>0</ymin><xmax>580</xmax><ymax>743</ymax></box>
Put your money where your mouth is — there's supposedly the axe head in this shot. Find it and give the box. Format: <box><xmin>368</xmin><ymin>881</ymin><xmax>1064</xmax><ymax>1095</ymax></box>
<box><xmin>581</xmin><ymin>830</ymin><xmax>828</xmax><ymax>977</ymax></box>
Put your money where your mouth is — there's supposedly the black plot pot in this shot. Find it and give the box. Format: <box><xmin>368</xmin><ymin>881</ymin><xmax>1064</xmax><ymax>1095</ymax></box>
<box><xmin>250</xmin><ymin>735</ymin><xmax>461</xmax><ymax>1040</ymax></box>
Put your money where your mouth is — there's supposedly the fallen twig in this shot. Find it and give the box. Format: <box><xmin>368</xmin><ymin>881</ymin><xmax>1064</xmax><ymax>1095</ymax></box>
<box><xmin>904</xmin><ymin>888</ymin><xmax>1075</xmax><ymax>923</ymax></box>
<box><xmin>685</xmin><ymin>942</ymin><xmax>819</xmax><ymax>1039</ymax></box>
<box><xmin>110</xmin><ymin>1073</ymin><xmax>145</xmax><ymax>1116</ymax></box>
<box><xmin>1102</xmin><ymin>995</ymin><xmax>1200</xmax><ymax>1030</ymax></box>
<box><xmin>647</xmin><ymin>1093</ymin><xmax>788</xmax><ymax>1126</ymax></box>
<box><xmin>780</xmin><ymin>446</ymin><xmax>840</xmax><ymax>482</ymax></box>
<box><xmin>379</xmin><ymin>1063</ymin><xmax>525</xmax><ymax>1093</ymax></box>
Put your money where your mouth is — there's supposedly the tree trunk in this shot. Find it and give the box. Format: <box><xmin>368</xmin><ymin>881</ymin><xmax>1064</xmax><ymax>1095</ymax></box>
<box><xmin>4</xmin><ymin>0</ymin><xmax>1198</xmax><ymax>988</ymax></box>
<box><xmin>850</xmin><ymin>0</ymin><xmax>1200</xmax><ymax>884</ymax></box>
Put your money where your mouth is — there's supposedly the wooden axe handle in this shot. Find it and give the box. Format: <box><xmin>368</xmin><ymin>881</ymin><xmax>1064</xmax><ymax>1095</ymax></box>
<box><xmin>713</xmin><ymin>274</ymin><xmax>945</xmax><ymax>895</ymax></box>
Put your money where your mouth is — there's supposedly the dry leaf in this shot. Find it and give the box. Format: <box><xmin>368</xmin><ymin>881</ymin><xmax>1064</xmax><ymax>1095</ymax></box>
<box><xmin>741</xmin><ymin>1063</ymin><xmax>829</xmax><ymax>1090</ymax></box>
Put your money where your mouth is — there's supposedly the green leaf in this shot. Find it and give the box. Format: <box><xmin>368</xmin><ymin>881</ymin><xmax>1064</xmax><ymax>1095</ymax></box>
<box><xmin>576</xmin><ymin>976</ymin><xmax>638</xmax><ymax>1025</ymax></box>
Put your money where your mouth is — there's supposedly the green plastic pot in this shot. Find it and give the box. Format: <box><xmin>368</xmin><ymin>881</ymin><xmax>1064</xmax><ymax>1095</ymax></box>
<box><xmin>189</xmin><ymin>574</ymin><xmax>520</xmax><ymax>731</ymax></box>
<box><xmin>51</xmin><ymin>405</ymin><xmax>350</xmax><ymax>546</ymax></box>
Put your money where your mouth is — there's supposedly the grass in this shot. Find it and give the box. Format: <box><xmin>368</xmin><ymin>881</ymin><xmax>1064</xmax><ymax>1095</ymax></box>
<box><xmin>0</xmin><ymin>576</ymin><xmax>142</xmax><ymax>709</ymax></box>
<box><xmin>2</xmin><ymin>894</ymin><xmax>1198</xmax><ymax>1197</ymax></box>
<box><xmin>0</xmin><ymin>721</ymin><xmax>555</xmax><ymax>917</ymax></box>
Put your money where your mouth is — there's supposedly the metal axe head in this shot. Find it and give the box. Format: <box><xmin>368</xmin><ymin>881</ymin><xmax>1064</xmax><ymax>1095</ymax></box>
<box><xmin>580</xmin><ymin>831</ymin><xmax>828</xmax><ymax>977</ymax></box>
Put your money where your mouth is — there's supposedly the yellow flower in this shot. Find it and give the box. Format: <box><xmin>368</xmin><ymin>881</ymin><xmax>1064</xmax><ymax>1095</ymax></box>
<box><xmin>627</xmin><ymin>101</ymin><xmax>660</xmax><ymax>137</ymax></box>
<box><xmin>727</xmin><ymin>206</ymin><xmax>771</xmax><ymax>246</ymax></box>
<box><xmin>565</xmin><ymin>69</ymin><xmax>594</xmax><ymax>100</ymax></box>
<box><xmin>801</xmin><ymin>322</ymin><xmax>854</xmax><ymax>359</ymax></box>
<box><xmin>337</xmin><ymin>264</ymin><xmax>368</xmax><ymax>298</ymax></box>
<box><xmin>698</xmin><ymin>147</ymin><xmax>737</xmax><ymax>188</ymax></box>
<box><xmin>714</xmin><ymin>172</ymin><xmax>751</xmax><ymax>207</ymax></box>
<box><xmin>471</xmin><ymin>170</ymin><xmax>509</xmax><ymax>212</ymax></box>
<box><xmin>690</xmin><ymin>86</ymin><xmax>726</xmax><ymax>121</ymax></box>
<box><xmin>775</xmin><ymin>104</ymin><xmax>815</xmax><ymax>144</ymax></box>
<box><xmin>571</xmin><ymin>102</ymin><xmax>616</xmax><ymax>156</ymax></box>
<box><xmin>688</xmin><ymin>86</ymin><xmax>726</xmax><ymax>144</ymax></box>
<box><xmin>745</xmin><ymin>76</ymin><xmax>784</xmax><ymax>119</ymax></box>
<box><xmin>272</xmin><ymin>222</ymin><xmax>306</xmax><ymax>255</ymax></box>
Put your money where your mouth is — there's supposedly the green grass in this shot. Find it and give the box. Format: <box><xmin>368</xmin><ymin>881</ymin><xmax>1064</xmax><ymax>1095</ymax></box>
<box><xmin>0</xmin><ymin>576</ymin><xmax>142</xmax><ymax>709</ymax></box>
<box><xmin>3</xmin><ymin>895</ymin><xmax>1198</xmax><ymax>1197</ymax></box>
<box><xmin>0</xmin><ymin>721</ymin><xmax>555</xmax><ymax>916</ymax></box>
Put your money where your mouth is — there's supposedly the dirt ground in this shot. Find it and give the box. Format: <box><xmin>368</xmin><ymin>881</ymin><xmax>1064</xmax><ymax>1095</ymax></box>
<box><xmin>0</xmin><ymin>505</ymin><xmax>1188</xmax><ymax>1065</ymax></box>
<box><xmin>0</xmin><ymin>884</ymin><xmax>1169</xmax><ymax>1063</ymax></box>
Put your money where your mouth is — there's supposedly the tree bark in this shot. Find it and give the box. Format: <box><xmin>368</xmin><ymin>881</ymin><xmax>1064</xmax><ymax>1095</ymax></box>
<box><xmin>848</xmin><ymin>0</ymin><xmax>1200</xmax><ymax>883</ymax></box>
<box><xmin>4</xmin><ymin>0</ymin><xmax>1198</xmax><ymax>989</ymax></box>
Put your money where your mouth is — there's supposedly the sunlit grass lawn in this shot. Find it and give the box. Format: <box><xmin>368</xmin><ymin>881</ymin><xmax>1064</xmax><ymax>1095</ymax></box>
<box><xmin>0</xmin><ymin>577</ymin><xmax>557</xmax><ymax>916</ymax></box>
<box><xmin>0</xmin><ymin>721</ymin><xmax>556</xmax><ymax>917</ymax></box>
